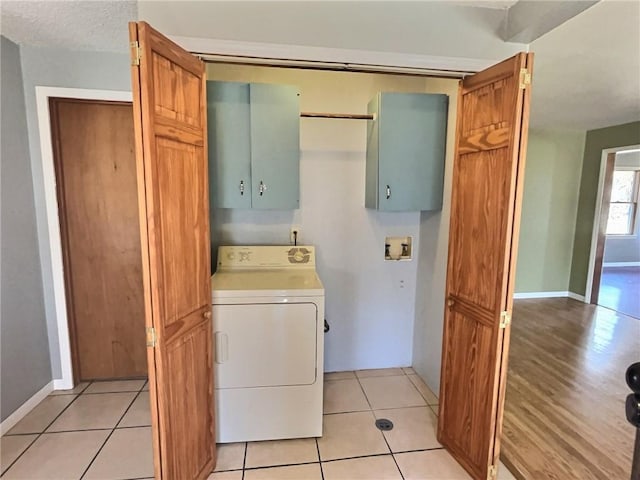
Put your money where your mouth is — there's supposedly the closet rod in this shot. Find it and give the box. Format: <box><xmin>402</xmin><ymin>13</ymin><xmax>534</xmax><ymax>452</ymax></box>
<box><xmin>300</xmin><ymin>112</ymin><xmax>374</xmax><ymax>120</ymax></box>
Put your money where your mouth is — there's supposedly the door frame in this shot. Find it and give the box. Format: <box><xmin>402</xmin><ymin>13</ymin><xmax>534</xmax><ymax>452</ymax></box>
<box><xmin>36</xmin><ymin>87</ymin><xmax>132</xmax><ymax>389</ymax></box>
<box><xmin>584</xmin><ymin>143</ymin><xmax>640</xmax><ymax>303</ymax></box>
<box><xmin>37</xmin><ymin>44</ymin><xmax>496</xmax><ymax>390</ymax></box>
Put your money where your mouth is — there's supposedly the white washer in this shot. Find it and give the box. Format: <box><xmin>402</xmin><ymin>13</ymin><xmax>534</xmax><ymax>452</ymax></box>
<box><xmin>211</xmin><ymin>245</ymin><xmax>324</xmax><ymax>443</ymax></box>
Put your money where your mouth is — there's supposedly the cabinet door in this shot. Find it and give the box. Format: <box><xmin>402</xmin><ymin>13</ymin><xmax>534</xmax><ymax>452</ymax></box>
<box><xmin>365</xmin><ymin>95</ymin><xmax>381</xmax><ymax>209</ymax></box>
<box><xmin>207</xmin><ymin>81</ymin><xmax>252</xmax><ymax>209</ymax></box>
<box><xmin>250</xmin><ymin>84</ymin><xmax>300</xmax><ymax>209</ymax></box>
<box><xmin>378</xmin><ymin>93</ymin><xmax>448</xmax><ymax>211</ymax></box>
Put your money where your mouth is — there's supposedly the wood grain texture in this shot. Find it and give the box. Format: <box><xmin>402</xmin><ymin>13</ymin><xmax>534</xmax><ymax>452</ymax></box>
<box><xmin>590</xmin><ymin>153</ymin><xmax>617</xmax><ymax>304</ymax></box>
<box><xmin>502</xmin><ymin>298</ymin><xmax>638</xmax><ymax>480</ymax></box>
<box><xmin>50</xmin><ymin>98</ymin><xmax>146</xmax><ymax>381</ymax></box>
<box><xmin>130</xmin><ymin>21</ymin><xmax>215</xmax><ymax>480</ymax></box>
<box><xmin>493</xmin><ymin>52</ymin><xmax>534</xmax><ymax>474</ymax></box>
<box><xmin>438</xmin><ymin>52</ymin><xmax>533</xmax><ymax>480</ymax></box>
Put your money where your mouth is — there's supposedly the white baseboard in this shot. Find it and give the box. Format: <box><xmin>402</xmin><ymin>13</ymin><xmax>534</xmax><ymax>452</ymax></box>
<box><xmin>567</xmin><ymin>292</ymin><xmax>586</xmax><ymax>302</ymax></box>
<box><xmin>513</xmin><ymin>291</ymin><xmax>586</xmax><ymax>302</ymax></box>
<box><xmin>514</xmin><ymin>291</ymin><xmax>569</xmax><ymax>299</ymax></box>
<box><xmin>53</xmin><ymin>378</ymin><xmax>74</xmax><ymax>391</ymax></box>
<box><xmin>0</xmin><ymin>381</ymin><xmax>54</xmax><ymax>435</ymax></box>
<box><xmin>603</xmin><ymin>261</ymin><xmax>640</xmax><ymax>267</ymax></box>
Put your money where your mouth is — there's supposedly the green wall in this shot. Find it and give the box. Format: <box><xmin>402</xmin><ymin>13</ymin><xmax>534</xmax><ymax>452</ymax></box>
<box><xmin>569</xmin><ymin>121</ymin><xmax>640</xmax><ymax>295</ymax></box>
<box><xmin>515</xmin><ymin>130</ymin><xmax>585</xmax><ymax>292</ymax></box>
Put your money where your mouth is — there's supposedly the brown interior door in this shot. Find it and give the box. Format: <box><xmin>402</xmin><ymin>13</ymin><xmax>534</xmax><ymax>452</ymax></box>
<box><xmin>51</xmin><ymin>98</ymin><xmax>146</xmax><ymax>381</ymax></box>
<box><xmin>129</xmin><ymin>21</ymin><xmax>216</xmax><ymax>479</ymax></box>
<box><xmin>438</xmin><ymin>52</ymin><xmax>533</xmax><ymax>480</ymax></box>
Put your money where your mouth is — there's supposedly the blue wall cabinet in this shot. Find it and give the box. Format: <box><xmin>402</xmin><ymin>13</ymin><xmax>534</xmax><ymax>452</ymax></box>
<box><xmin>207</xmin><ymin>81</ymin><xmax>300</xmax><ymax>209</ymax></box>
<box><xmin>365</xmin><ymin>92</ymin><xmax>448</xmax><ymax>211</ymax></box>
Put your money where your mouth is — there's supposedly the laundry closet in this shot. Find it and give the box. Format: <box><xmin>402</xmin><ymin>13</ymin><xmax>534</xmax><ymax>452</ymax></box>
<box><xmin>68</xmin><ymin>24</ymin><xmax>531</xmax><ymax>479</ymax></box>
<box><xmin>206</xmin><ymin>63</ymin><xmax>459</xmax><ymax>382</ymax></box>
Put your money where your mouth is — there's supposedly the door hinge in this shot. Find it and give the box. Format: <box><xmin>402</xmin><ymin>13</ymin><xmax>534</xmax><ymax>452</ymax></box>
<box><xmin>488</xmin><ymin>464</ymin><xmax>498</xmax><ymax>480</ymax></box>
<box><xmin>146</xmin><ymin>327</ymin><xmax>157</xmax><ymax>347</ymax></box>
<box><xmin>500</xmin><ymin>311</ymin><xmax>511</xmax><ymax>328</ymax></box>
<box><xmin>130</xmin><ymin>41</ymin><xmax>141</xmax><ymax>66</ymax></box>
<box><xmin>519</xmin><ymin>68</ymin><xmax>531</xmax><ymax>89</ymax></box>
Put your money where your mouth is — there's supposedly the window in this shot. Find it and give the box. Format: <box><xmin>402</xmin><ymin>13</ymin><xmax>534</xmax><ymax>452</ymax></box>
<box><xmin>606</xmin><ymin>169</ymin><xmax>639</xmax><ymax>235</ymax></box>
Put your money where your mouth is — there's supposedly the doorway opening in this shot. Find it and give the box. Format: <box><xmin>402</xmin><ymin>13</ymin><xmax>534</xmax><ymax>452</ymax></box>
<box><xmin>36</xmin><ymin>87</ymin><xmax>145</xmax><ymax>387</ymax></box>
<box><xmin>587</xmin><ymin>147</ymin><xmax>640</xmax><ymax>319</ymax></box>
<box><xmin>49</xmin><ymin>97</ymin><xmax>146</xmax><ymax>381</ymax></box>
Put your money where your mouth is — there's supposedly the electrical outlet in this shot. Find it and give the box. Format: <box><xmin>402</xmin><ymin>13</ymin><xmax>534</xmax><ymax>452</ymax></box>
<box><xmin>290</xmin><ymin>226</ymin><xmax>301</xmax><ymax>245</ymax></box>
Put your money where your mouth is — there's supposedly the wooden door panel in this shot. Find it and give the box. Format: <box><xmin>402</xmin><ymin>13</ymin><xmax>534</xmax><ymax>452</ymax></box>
<box><xmin>130</xmin><ymin>21</ymin><xmax>215</xmax><ymax>480</ymax></box>
<box><xmin>439</xmin><ymin>52</ymin><xmax>533</xmax><ymax>480</ymax></box>
<box><xmin>152</xmin><ymin>52</ymin><xmax>203</xmax><ymax>129</ymax></box>
<box><xmin>156</xmin><ymin>137</ymin><xmax>209</xmax><ymax>331</ymax></box>
<box><xmin>459</xmin><ymin>72</ymin><xmax>518</xmax><ymax>155</ymax></box>
<box><xmin>51</xmin><ymin>99</ymin><xmax>146</xmax><ymax>381</ymax></box>
<box><xmin>440</xmin><ymin>310</ymin><xmax>497</xmax><ymax>470</ymax></box>
<box><xmin>163</xmin><ymin>320</ymin><xmax>213</xmax><ymax>479</ymax></box>
<box><xmin>449</xmin><ymin>149</ymin><xmax>511</xmax><ymax>312</ymax></box>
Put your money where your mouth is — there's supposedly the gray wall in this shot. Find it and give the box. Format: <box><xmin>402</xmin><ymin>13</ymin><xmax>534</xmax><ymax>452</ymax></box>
<box><xmin>603</xmin><ymin>150</ymin><xmax>640</xmax><ymax>264</ymax></box>
<box><xmin>1</xmin><ymin>36</ymin><xmax>52</xmax><ymax>421</ymax></box>
<box><xmin>19</xmin><ymin>45</ymin><xmax>131</xmax><ymax>378</ymax></box>
<box><xmin>412</xmin><ymin>78</ymin><xmax>459</xmax><ymax>395</ymax></box>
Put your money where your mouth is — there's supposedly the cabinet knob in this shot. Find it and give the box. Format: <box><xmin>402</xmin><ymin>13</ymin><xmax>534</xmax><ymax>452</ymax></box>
<box><xmin>239</xmin><ymin>180</ymin><xmax>244</xmax><ymax>196</ymax></box>
<box><xmin>259</xmin><ymin>181</ymin><xmax>267</xmax><ymax>196</ymax></box>
<box><xmin>203</xmin><ymin>311</ymin><xmax>212</xmax><ymax>319</ymax></box>
<box><xmin>386</xmin><ymin>185</ymin><xmax>391</xmax><ymax>199</ymax></box>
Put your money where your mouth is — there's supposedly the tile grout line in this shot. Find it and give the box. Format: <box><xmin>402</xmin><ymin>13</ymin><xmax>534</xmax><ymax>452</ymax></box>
<box><xmin>353</xmin><ymin>370</ymin><xmax>399</xmax><ymax>475</ymax></box>
<box><xmin>405</xmin><ymin>376</ymin><xmax>431</xmax><ymax>406</ymax></box>
<box><xmin>324</xmin><ymin>404</ymin><xmax>434</xmax><ymax>416</ymax></box>
<box><xmin>348</xmin><ymin>369</ymin><xmax>434</xmax><ymax>479</ymax></box>
<box><xmin>315</xmin><ymin>437</ymin><xmax>325</xmax><ymax>480</ymax></box>
<box><xmin>242</xmin><ymin>460</ymin><xmax>324</xmax><ymax>473</ymax></box>
<box><xmin>0</xmin><ymin>434</ymin><xmax>40</xmax><ymax>477</ymax></box>
<box><xmin>354</xmin><ymin>371</ymin><xmax>375</xmax><ymax>412</ymax></box>
<box><xmin>368</xmin><ymin>384</ymin><xmax>406</xmax><ymax>480</ymax></box>
<box><xmin>236</xmin><ymin>451</ymin><xmax>447</xmax><ymax>473</ymax></box>
<box><xmin>0</xmin><ymin>380</ymin><xmax>93</xmax><ymax>476</ymax></box>
<box><xmin>241</xmin><ymin>441</ymin><xmax>248</xmax><ymax>480</ymax></box>
<box><xmin>82</xmin><ymin>390</ymin><xmax>146</xmax><ymax>396</ymax></box>
<box><xmin>79</xmin><ymin>388</ymin><xmax>143</xmax><ymax>479</ymax></box>
<box><xmin>319</xmin><ymin>448</ymin><xmax>444</xmax><ymax>465</ymax></box>
<box><xmin>405</xmin><ymin>372</ymin><xmax>440</xmax><ymax>406</ymax></box>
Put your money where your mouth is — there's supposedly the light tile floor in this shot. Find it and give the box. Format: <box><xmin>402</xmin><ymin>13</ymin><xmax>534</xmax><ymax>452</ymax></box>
<box><xmin>1</xmin><ymin>370</ymin><xmax>516</xmax><ymax>479</ymax></box>
<box><xmin>1</xmin><ymin>379</ymin><xmax>152</xmax><ymax>480</ymax></box>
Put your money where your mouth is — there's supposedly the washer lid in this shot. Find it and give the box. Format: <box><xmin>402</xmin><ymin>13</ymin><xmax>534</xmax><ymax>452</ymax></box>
<box><xmin>211</xmin><ymin>270</ymin><xmax>324</xmax><ymax>299</ymax></box>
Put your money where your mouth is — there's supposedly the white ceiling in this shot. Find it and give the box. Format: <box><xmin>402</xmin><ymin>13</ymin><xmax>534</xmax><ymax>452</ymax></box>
<box><xmin>1</xmin><ymin>0</ymin><xmax>637</xmax><ymax>131</ymax></box>
<box><xmin>0</xmin><ymin>1</ymin><xmax>137</xmax><ymax>52</ymax></box>
<box><xmin>137</xmin><ymin>1</ymin><xmax>524</xmax><ymax>61</ymax></box>
<box><xmin>529</xmin><ymin>0</ymin><xmax>640</xmax><ymax>130</ymax></box>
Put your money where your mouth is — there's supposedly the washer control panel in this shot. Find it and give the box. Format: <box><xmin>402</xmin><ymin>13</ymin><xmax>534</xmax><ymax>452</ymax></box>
<box><xmin>217</xmin><ymin>246</ymin><xmax>316</xmax><ymax>269</ymax></box>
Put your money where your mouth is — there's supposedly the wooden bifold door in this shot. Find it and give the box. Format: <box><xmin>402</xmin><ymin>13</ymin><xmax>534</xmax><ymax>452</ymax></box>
<box><xmin>129</xmin><ymin>21</ymin><xmax>216</xmax><ymax>479</ymax></box>
<box><xmin>51</xmin><ymin>98</ymin><xmax>146</xmax><ymax>381</ymax></box>
<box><xmin>438</xmin><ymin>53</ymin><xmax>533</xmax><ymax>480</ymax></box>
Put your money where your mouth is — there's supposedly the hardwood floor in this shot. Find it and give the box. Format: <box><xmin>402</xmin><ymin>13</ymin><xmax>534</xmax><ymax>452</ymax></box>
<box><xmin>502</xmin><ymin>298</ymin><xmax>639</xmax><ymax>480</ymax></box>
<box><xmin>599</xmin><ymin>266</ymin><xmax>640</xmax><ymax>320</ymax></box>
